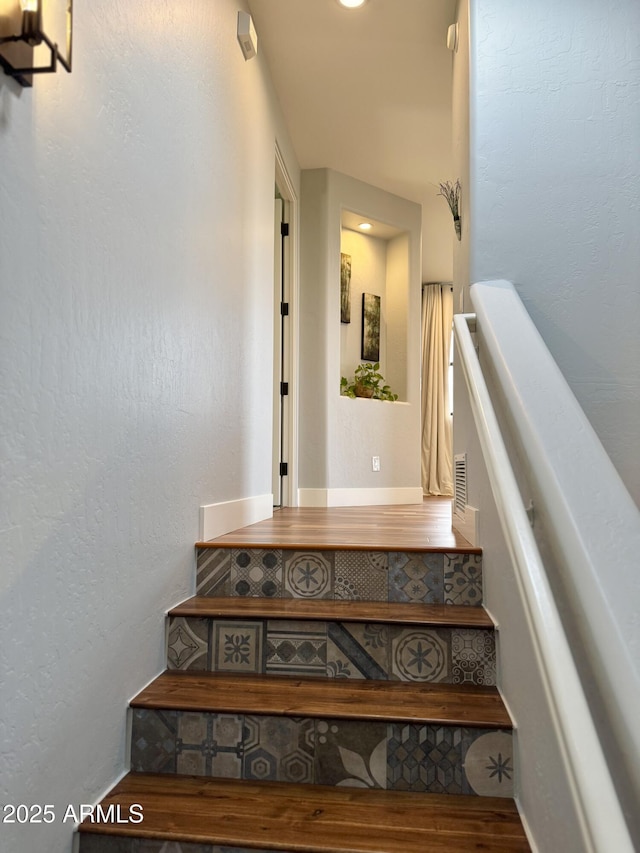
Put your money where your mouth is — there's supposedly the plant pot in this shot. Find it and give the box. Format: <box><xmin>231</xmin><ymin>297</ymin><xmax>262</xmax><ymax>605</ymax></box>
<box><xmin>454</xmin><ymin>216</ymin><xmax>462</xmax><ymax>241</ymax></box>
<box><xmin>355</xmin><ymin>383</ymin><xmax>374</xmax><ymax>398</ymax></box>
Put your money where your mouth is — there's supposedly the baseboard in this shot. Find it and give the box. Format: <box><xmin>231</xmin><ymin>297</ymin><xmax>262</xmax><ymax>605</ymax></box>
<box><xmin>199</xmin><ymin>494</ymin><xmax>273</xmax><ymax>541</ymax></box>
<box><xmin>298</xmin><ymin>487</ymin><xmax>423</xmax><ymax>508</ymax></box>
<box><xmin>452</xmin><ymin>504</ymin><xmax>479</xmax><ymax>546</ymax></box>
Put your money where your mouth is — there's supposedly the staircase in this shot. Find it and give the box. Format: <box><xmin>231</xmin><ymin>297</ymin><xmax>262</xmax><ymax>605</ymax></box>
<box><xmin>77</xmin><ymin>531</ymin><xmax>530</xmax><ymax>852</ymax></box>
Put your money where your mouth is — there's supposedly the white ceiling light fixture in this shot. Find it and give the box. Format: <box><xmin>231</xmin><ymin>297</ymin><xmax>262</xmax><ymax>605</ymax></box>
<box><xmin>337</xmin><ymin>0</ymin><xmax>368</xmax><ymax>9</ymax></box>
<box><xmin>358</xmin><ymin>222</ymin><xmax>373</xmax><ymax>231</ymax></box>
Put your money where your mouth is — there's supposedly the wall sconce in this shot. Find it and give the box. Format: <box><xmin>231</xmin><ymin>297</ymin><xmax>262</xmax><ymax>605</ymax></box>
<box><xmin>0</xmin><ymin>0</ymin><xmax>72</xmax><ymax>87</ymax></box>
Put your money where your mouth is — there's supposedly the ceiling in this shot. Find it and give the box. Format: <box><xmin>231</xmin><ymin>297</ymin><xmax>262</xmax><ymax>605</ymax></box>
<box><xmin>247</xmin><ymin>0</ymin><xmax>458</xmax><ymax>281</ymax></box>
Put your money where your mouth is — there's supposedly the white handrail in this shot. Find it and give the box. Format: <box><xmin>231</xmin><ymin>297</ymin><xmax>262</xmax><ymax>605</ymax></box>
<box><xmin>454</xmin><ymin>311</ymin><xmax>634</xmax><ymax>852</ymax></box>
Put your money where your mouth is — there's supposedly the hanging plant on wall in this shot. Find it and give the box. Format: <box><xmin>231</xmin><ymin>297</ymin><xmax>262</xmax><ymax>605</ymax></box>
<box><xmin>438</xmin><ymin>179</ymin><xmax>462</xmax><ymax>241</ymax></box>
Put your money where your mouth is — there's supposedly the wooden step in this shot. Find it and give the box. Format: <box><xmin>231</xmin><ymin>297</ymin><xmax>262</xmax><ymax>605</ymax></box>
<box><xmin>131</xmin><ymin>671</ymin><xmax>510</xmax><ymax>727</ymax></box>
<box><xmin>170</xmin><ymin>596</ymin><xmax>494</xmax><ymax>627</ymax></box>
<box><xmin>77</xmin><ymin>773</ymin><xmax>531</xmax><ymax>852</ymax></box>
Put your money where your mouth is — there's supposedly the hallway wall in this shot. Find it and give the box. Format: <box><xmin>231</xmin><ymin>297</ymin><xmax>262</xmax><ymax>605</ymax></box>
<box><xmin>0</xmin><ymin>3</ymin><xmax>299</xmax><ymax>851</ymax></box>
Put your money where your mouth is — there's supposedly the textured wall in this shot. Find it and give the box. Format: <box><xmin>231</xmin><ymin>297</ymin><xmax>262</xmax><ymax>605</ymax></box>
<box><xmin>469</xmin><ymin>0</ymin><xmax>640</xmax><ymax>504</ymax></box>
<box><xmin>0</xmin><ymin>2</ymin><xmax>299</xmax><ymax>850</ymax></box>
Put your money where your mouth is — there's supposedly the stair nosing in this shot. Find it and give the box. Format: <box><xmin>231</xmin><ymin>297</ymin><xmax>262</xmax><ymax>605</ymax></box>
<box><xmin>196</xmin><ymin>540</ymin><xmax>483</xmax><ymax>554</ymax></box>
<box><xmin>169</xmin><ymin>596</ymin><xmax>494</xmax><ymax>628</ymax></box>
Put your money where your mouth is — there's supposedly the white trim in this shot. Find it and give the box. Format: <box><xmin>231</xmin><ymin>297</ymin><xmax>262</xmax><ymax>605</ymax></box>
<box><xmin>298</xmin><ymin>487</ymin><xmax>423</xmax><ymax>508</ymax></box>
<box><xmin>452</xmin><ymin>504</ymin><xmax>479</xmax><ymax>546</ymax></box>
<box><xmin>199</xmin><ymin>495</ymin><xmax>273</xmax><ymax>542</ymax></box>
<box><xmin>454</xmin><ymin>305</ymin><xmax>634</xmax><ymax>852</ymax></box>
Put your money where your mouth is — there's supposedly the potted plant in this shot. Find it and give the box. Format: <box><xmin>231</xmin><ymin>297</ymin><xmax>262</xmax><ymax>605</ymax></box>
<box><xmin>340</xmin><ymin>362</ymin><xmax>398</xmax><ymax>401</ymax></box>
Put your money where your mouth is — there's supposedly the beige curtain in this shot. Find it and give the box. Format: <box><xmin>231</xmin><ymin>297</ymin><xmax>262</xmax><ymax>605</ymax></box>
<box><xmin>421</xmin><ymin>284</ymin><xmax>454</xmax><ymax>496</ymax></box>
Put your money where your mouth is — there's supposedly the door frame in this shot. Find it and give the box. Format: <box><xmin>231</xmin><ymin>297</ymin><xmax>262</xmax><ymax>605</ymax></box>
<box><xmin>274</xmin><ymin>144</ymin><xmax>299</xmax><ymax>507</ymax></box>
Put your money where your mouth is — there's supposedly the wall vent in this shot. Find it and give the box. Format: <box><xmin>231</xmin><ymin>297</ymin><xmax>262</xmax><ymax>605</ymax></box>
<box><xmin>454</xmin><ymin>453</ymin><xmax>467</xmax><ymax>516</ymax></box>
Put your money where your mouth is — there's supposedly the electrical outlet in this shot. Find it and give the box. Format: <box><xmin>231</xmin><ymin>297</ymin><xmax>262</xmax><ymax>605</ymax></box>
<box><xmin>372</xmin><ymin>456</ymin><xmax>381</xmax><ymax>472</ymax></box>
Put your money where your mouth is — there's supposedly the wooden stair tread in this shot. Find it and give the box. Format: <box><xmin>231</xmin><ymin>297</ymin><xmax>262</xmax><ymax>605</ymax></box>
<box><xmin>131</xmin><ymin>671</ymin><xmax>511</xmax><ymax>728</ymax></box>
<box><xmin>79</xmin><ymin>773</ymin><xmax>530</xmax><ymax>852</ymax></box>
<box><xmin>170</xmin><ymin>596</ymin><xmax>494</xmax><ymax>627</ymax></box>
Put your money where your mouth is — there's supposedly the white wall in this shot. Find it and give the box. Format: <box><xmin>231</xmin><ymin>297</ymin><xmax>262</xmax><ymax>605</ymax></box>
<box><xmin>468</xmin><ymin>0</ymin><xmax>640</xmax><ymax>506</ymax></box>
<box><xmin>300</xmin><ymin>169</ymin><xmax>422</xmax><ymax>502</ymax></box>
<box><xmin>0</xmin><ymin>2</ymin><xmax>299</xmax><ymax>851</ymax></box>
<box><xmin>339</xmin><ymin>229</ymin><xmax>388</xmax><ymax>382</ymax></box>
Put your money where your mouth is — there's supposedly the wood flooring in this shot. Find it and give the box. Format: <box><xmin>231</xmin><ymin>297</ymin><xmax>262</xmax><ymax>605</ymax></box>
<box><xmin>199</xmin><ymin>497</ymin><xmax>476</xmax><ymax>552</ymax></box>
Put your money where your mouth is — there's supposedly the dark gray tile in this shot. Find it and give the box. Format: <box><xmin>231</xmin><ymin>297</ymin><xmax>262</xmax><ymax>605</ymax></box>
<box><xmin>176</xmin><ymin>712</ymin><xmax>244</xmax><ymax>778</ymax></box>
<box><xmin>315</xmin><ymin>719</ymin><xmax>387</xmax><ymax>789</ymax></box>
<box><xmin>79</xmin><ymin>836</ymin><xmax>132</xmax><ymax>853</ymax></box>
<box><xmin>130</xmin><ymin>709</ymin><xmax>177</xmax><ymax>773</ymax></box>
<box><xmin>136</xmin><ymin>841</ymin><xmax>214</xmax><ymax>853</ymax></box>
<box><xmin>326</xmin><ymin>623</ymin><xmax>388</xmax><ymax>679</ymax></box>
<box><xmin>388</xmin><ymin>552</ymin><xmax>444</xmax><ymax>603</ymax></box>
<box><xmin>243</xmin><ymin>715</ymin><xmax>315</xmax><ymax>784</ymax></box>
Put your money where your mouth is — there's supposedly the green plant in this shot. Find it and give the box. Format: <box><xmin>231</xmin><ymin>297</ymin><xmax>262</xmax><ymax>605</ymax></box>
<box><xmin>340</xmin><ymin>362</ymin><xmax>398</xmax><ymax>401</ymax></box>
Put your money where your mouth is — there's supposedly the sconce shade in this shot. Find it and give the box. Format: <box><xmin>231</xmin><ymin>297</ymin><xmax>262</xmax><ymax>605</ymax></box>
<box><xmin>0</xmin><ymin>0</ymin><xmax>73</xmax><ymax>86</ymax></box>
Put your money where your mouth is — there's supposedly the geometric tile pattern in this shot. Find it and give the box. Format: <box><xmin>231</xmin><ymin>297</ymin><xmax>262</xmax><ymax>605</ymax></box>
<box><xmin>166</xmin><ymin>621</ymin><xmax>494</xmax><ymax>684</ymax></box>
<box><xmin>326</xmin><ymin>623</ymin><xmax>389</xmax><ymax>679</ymax></box>
<box><xmin>130</xmin><ymin>709</ymin><xmax>510</xmax><ymax>797</ymax></box>
<box><xmin>388</xmin><ymin>552</ymin><xmax>445</xmax><ymax>603</ymax></box>
<box><xmin>444</xmin><ymin>553</ymin><xmax>483</xmax><ymax>606</ymax></box>
<box><xmin>195</xmin><ymin>548</ymin><xmax>482</xmax><ymax>604</ymax></box>
<box><xmin>130</xmin><ymin>709</ymin><xmax>178</xmax><ymax>774</ymax></box>
<box><xmin>243</xmin><ymin>716</ymin><xmax>315</xmax><ymax>784</ymax></box>
<box><xmin>451</xmin><ymin>629</ymin><xmax>496</xmax><ymax>686</ymax></box>
<box><xmin>390</xmin><ymin>627</ymin><xmax>450</xmax><ymax>682</ymax></box>
<box><xmin>196</xmin><ymin>549</ymin><xmax>231</xmax><ymax>597</ymax></box>
<box><xmin>176</xmin><ymin>712</ymin><xmax>244</xmax><ymax>778</ymax></box>
<box><xmin>283</xmin><ymin>551</ymin><xmax>334</xmax><ymax>599</ymax></box>
<box><xmin>167</xmin><ymin>617</ymin><xmax>209</xmax><ymax>671</ymax></box>
<box><xmin>334</xmin><ymin>551</ymin><xmax>388</xmax><ymax>600</ymax></box>
<box><xmin>211</xmin><ymin>621</ymin><xmax>265</xmax><ymax>674</ymax></box>
<box><xmin>230</xmin><ymin>549</ymin><xmax>282</xmax><ymax>598</ymax></box>
<box><xmin>266</xmin><ymin>621</ymin><xmax>327</xmax><ymax>676</ymax></box>
<box><xmin>387</xmin><ymin>724</ymin><xmax>513</xmax><ymax>797</ymax></box>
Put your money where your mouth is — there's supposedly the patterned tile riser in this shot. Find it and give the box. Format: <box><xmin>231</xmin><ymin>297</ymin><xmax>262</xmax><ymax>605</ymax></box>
<box><xmin>130</xmin><ymin>709</ymin><xmax>514</xmax><ymax>799</ymax></box>
<box><xmin>196</xmin><ymin>548</ymin><xmax>484</xmax><ymax>605</ymax></box>
<box><xmin>167</xmin><ymin>616</ymin><xmax>496</xmax><ymax>685</ymax></box>
<box><xmin>79</xmin><ymin>838</ymin><xmax>292</xmax><ymax>853</ymax></box>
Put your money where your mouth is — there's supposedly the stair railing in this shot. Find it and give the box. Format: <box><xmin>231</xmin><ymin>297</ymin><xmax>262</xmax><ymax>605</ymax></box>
<box><xmin>454</xmin><ymin>279</ymin><xmax>637</xmax><ymax>852</ymax></box>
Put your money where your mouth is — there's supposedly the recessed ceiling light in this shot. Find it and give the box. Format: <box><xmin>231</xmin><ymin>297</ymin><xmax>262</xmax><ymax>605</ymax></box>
<box><xmin>358</xmin><ymin>222</ymin><xmax>373</xmax><ymax>231</ymax></box>
<box><xmin>338</xmin><ymin>0</ymin><xmax>368</xmax><ymax>8</ymax></box>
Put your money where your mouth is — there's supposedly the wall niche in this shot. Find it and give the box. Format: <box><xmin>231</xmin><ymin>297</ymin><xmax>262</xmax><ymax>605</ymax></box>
<box><xmin>340</xmin><ymin>210</ymin><xmax>409</xmax><ymax>402</ymax></box>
